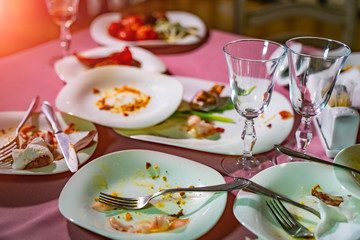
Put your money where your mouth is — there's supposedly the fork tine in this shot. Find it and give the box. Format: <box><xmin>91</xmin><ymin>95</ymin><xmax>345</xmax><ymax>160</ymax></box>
<box><xmin>266</xmin><ymin>200</ymin><xmax>290</xmax><ymax>230</ymax></box>
<box><xmin>0</xmin><ymin>159</ymin><xmax>12</xmax><ymax>168</ymax></box>
<box><xmin>98</xmin><ymin>199</ymin><xmax>138</xmax><ymax>209</ymax></box>
<box><xmin>0</xmin><ymin>152</ymin><xmax>13</xmax><ymax>163</ymax></box>
<box><xmin>0</xmin><ymin>147</ymin><xmax>16</xmax><ymax>159</ymax></box>
<box><xmin>274</xmin><ymin>198</ymin><xmax>301</xmax><ymax>226</ymax></box>
<box><xmin>267</xmin><ymin>198</ymin><xmax>314</xmax><ymax>238</ymax></box>
<box><xmin>0</xmin><ymin>139</ymin><xmax>17</xmax><ymax>155</ymax></box>
<box><xmin>99</xmin><ymin>192</ymin><xmax>138</xmax><ymax>203</ymax></box>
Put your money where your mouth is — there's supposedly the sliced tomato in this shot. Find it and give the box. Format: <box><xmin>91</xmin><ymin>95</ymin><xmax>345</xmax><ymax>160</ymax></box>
<box><xmin>107</xmin><ymin>22</ymin><xmax>123</xmax><ymax>37</ymax></box>
<box><xmin>136</xmin><ymin>25</ymin><xmax>158</xmax><ymax>40</ymax></box>
<box><xmin>120</xmin><ymin>15</ymin><xmax>144</xmax><ymax>30</ymax></box>
<box><xmin>117</xmin><ymin>26</ymin><xmax>136</xmax><ymax>41</ymax></box>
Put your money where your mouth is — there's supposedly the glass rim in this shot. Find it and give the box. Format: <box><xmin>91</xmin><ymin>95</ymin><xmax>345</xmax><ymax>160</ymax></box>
<box><xmin>285</xmin><ymin>36</ymin><xmax>351</xmax><ymax>59</ymax></box>
<box><xmin>223</xmin><ymin>39</ymin><xmax>287</xmax><ymax>63</ymax></box>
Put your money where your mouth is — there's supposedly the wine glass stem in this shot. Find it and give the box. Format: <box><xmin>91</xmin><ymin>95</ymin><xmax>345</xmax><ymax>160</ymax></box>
<box><xmin>59</xmin><ymin>25</ymin><xmax>71</xmax><ymax>57</ymax></box>
<box><xmin>242</xmin><ymin>119</ymin><xmax>257</xmax><ymax>158</ymax></box>
<box><xmin>295</xmin><ymin>117</ymin><xmax>312</xmax><ymax>153</ymax></box>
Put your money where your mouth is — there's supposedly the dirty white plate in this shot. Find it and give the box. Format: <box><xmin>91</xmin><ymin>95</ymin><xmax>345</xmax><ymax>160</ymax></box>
<box><xmin>54</xmin><ymin>46</ymin><xmax>167</xmax><ymax>82</ymax></box>
<box><xmin>59</xmin><ymin>149</ymin><xmax>226</xmax><ymax>240</ymax></box>
<box><xmin>115</xmin><ymin>76</ymin><xmax>294</xmax><ymax>155</ymax></box>
<box><xmin>0</xmin><ymin>111</ymin><xmax>97</xmax><ymax>175</ymax></box>
<box><xmin>90</xmin><ymin>11</ymin><xmax>206</xmax><ymax>47</ymax></box>
<box><xmin>56</xmin><ymin>66</ymin><xmax>183</xmax><ymax>129</ymax></box>
<box><xmin>234</xmin><ymin>162</ymin><xmax>351</xmax><ymax>240</ymax></box>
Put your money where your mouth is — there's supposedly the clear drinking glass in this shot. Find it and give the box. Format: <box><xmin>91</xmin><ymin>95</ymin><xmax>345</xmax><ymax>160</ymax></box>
<box><xmin>46</xmin><ymin>0</ymin><xmax>79</xmax><ymax>59</ymax></box>
<box><xmin>222</xmin><ymin>39</ymin><xmax>286</xmax><ymax>177</ymax></box>
<box><xmin>286</xmin><ymin>37</ymin><xmax>351</xmax><ymax>158</ymax></box>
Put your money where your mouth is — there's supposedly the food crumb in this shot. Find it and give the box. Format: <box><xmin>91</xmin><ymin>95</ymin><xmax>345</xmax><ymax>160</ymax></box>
<box><xmin>279</xmin><ymin>110</ymin><xmax>293</xmax><ymax>120</ymax></box>
<box><xmin>125</xmin><ymin>212</ymin><xmax>132</xmax><ymax>221</ymax></box>
<box><xmin>145</xmin><ymin>162</ymin><xmax>151</xmax><ymax>169</ymax></box>
<box><xmin>162</xmin><ymin>176</ymin><xmax>167</xmax><ymax>181</ymax></box>
<box><xmin>154</xmin><ymin>165</ymin><xmax>159</xmax><ymax>169</ymax></box>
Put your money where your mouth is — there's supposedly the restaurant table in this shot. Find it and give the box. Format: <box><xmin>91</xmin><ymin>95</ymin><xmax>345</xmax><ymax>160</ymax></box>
<box><xmin>0</xmin><ymin>28</ymin><xmax>331</xmax><ymax>240</ymax></box>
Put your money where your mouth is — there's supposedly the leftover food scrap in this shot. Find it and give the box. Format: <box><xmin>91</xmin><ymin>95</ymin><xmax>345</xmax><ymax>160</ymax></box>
<box><xmin>341</xmin><ymin>64</ymin><xmax>360</xmax><ymax>72</ymax></box>
<box><xmin>108</xmin><ymin>12</ymin><xmax>198</xmax><ymax>42</ymax></box>
<box><xmin>108</xmin><ymin>214</ymin><xmax>189</xmax><ymax>233</ymax></box>
<box><xmin>185</xmin><ymin>115</ymin><xmax>224</xmax><ymax>138</ymax></box>
<box><xmin>311</xmin><ymin>184</ymin><xmax>344</xmax><ymax>206</ymax></box>
<box><xmin>12</xmin><ymin>137</ymin><xmax>54</xmax><ymax>170</ymax></box>
<box><xmin>279</xmin><ymin>110</ymin><xmax>293</xmax><ymax>120</ymax></box>
<box><xmin>94</xmin><ymin>86</ymin><xmax>151</xmax><ymax>116</ymax></box>
<box><xmin>190</xmin><ymin>84</ymin><xmax>225</xmax><ymax>111</ymax></box>
<box><xmin>74</xmin><ymin>46</ymin><xmax>141</xmax><ymax>68</ymax></box>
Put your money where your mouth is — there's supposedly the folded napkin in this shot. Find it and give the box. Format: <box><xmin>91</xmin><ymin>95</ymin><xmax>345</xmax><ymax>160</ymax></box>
<box><xmin>311</xmin><ymin>196</ymin><xmax>360</xmax><ymax>240</ymax></box>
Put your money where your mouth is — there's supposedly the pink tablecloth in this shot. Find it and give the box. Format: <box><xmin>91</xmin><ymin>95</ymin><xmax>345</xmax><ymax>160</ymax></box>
<box><xmin>0</xmin><ymin>29</ymin><xmax>330</xmax><ymax>240</ymax></box>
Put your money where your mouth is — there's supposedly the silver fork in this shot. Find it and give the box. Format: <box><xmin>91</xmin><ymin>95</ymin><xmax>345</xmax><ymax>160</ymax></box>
<box><xmin>267</xmin><ymin>198</ymin><xmax>314</xmax><ymax>238</ymax></box>
<box><xmin>0</xmin><ymin>96</ymin><xmax>39</xmax><ymax>167</ymax></box>
<box><xmin>99</xmin><ymin>180</ymin><xmax>249</xmax><ymax>210</ymax></box>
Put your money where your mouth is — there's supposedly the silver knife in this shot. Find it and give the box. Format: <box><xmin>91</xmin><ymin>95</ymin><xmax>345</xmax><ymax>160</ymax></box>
<box><xmin>41</xmin><ymin>101</ymin><xmax>78</xmax><ymax>172</ymax></box>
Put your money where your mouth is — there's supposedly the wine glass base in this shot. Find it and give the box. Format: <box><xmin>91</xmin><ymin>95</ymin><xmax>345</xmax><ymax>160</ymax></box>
<box><xmin>221</xmin><ymin>155</ymin><xmax>274</xmax><ymax>178</ymax></box>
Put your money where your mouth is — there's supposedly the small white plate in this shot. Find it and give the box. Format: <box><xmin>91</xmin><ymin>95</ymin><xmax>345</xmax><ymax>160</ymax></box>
<box><xmin>59</xmin><ymin>149</ymin><xmax>227</xmax><ymax>240</ymax></box>
<box><xmin>56</xmin><ymin>66</ymin><xmax>183</xmax><ymax>129</ymax></box>
<box><xmin>0</xmin><ymin>111</ymin><xmax>97</xmax><ymax>175</ymax></box>
<box><xmin>54</xmin><ymin>46</ymin><xmax>167</xmax><ymax>82</ymax></box>
<box><xmin>90</xmin><ymin>11</ymin><xmax>207</xmax><ymax>47</ymax></box>
<box><xmin>234</xmin><ymin>162</ymin><xmax>351</xmax><ymax>240</ymax></box>
<box><xmin>115</xmin><ymin>76</ymin><xmax>294</xmax><ymax>155</ymax></box>
<box><xmin>333</xmin><ymin>144</ymin><xmax>360</xmax><ymax>199</ymax></box>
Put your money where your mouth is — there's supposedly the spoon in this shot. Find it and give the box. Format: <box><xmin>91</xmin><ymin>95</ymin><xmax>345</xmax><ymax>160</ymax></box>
<box><xmin>274</xmin><ymin>144</ymin><xmax>360</xmax><ymax>175</ymax></box>
<box><xmin>190</xmin><ymin>84</ymin><xmax>224</xmax><ymax>112</ymax></box>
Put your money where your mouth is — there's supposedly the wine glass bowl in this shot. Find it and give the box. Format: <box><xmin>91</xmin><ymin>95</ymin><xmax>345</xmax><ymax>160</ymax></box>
<box><xmin>46</xmin><ymin>0</ymin><xmax>79</xmax><ymax>59</ymax></box>
<box><xmin>222</xmin><ymin>39</ymin><xmax>287</xmax><ymax>177</ymax></box>
<box><xmin>286</xmin><ymin>37</ymin><xmax>351</xmax><ymax>155</ymax></box>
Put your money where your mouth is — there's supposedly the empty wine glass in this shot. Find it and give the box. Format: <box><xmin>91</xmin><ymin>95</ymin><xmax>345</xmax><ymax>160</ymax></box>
<box><xmin>283</xmin><ymin>37</ymin><xmax>351</xmax><ymax>161</ymax></box>
<box><xmin>222</xmin><ymin>39</ymin><xmax>286</xmax><ymax>177</ymax></box>
<box><xmin>46</xmin><ymin>0</ymin><xmax>79</xmax><ymax>59</ymax></box>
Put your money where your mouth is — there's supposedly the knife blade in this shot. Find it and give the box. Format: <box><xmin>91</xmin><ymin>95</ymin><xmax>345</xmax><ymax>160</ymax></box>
<box><xmin>41</xmin><ymin>101</ymin><xmax>78</xmax><ymax>172</ymax></box>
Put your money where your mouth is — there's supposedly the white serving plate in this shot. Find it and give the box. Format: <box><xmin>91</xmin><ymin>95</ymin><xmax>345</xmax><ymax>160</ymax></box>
<box><xmin>54</xmin><ymin>46</ymin><xmax>167</xmax><ymax>82</ymax></box>
<box><xmin>56</xmin><ymin>66</ymin><xmax>183</xmax><ymax>129</ymax></box>
<box><xmin>59</xmin><ymin>149</ymin><xmax>227</xmax><ymax>240</ymax></box>
<box><xmin>90</xmin><ymin>11</ymin><xmax>207</xmax><ymax>47</ymax></box>
<box><xmin>115</xmin><ymin>76</ymin><xmax>294</xmax><ymax>155</ymax></box>
<box><xmin>0</xmin><ymin>111</ymin><xmax>97</xmax><ymax>175</ymax></box>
